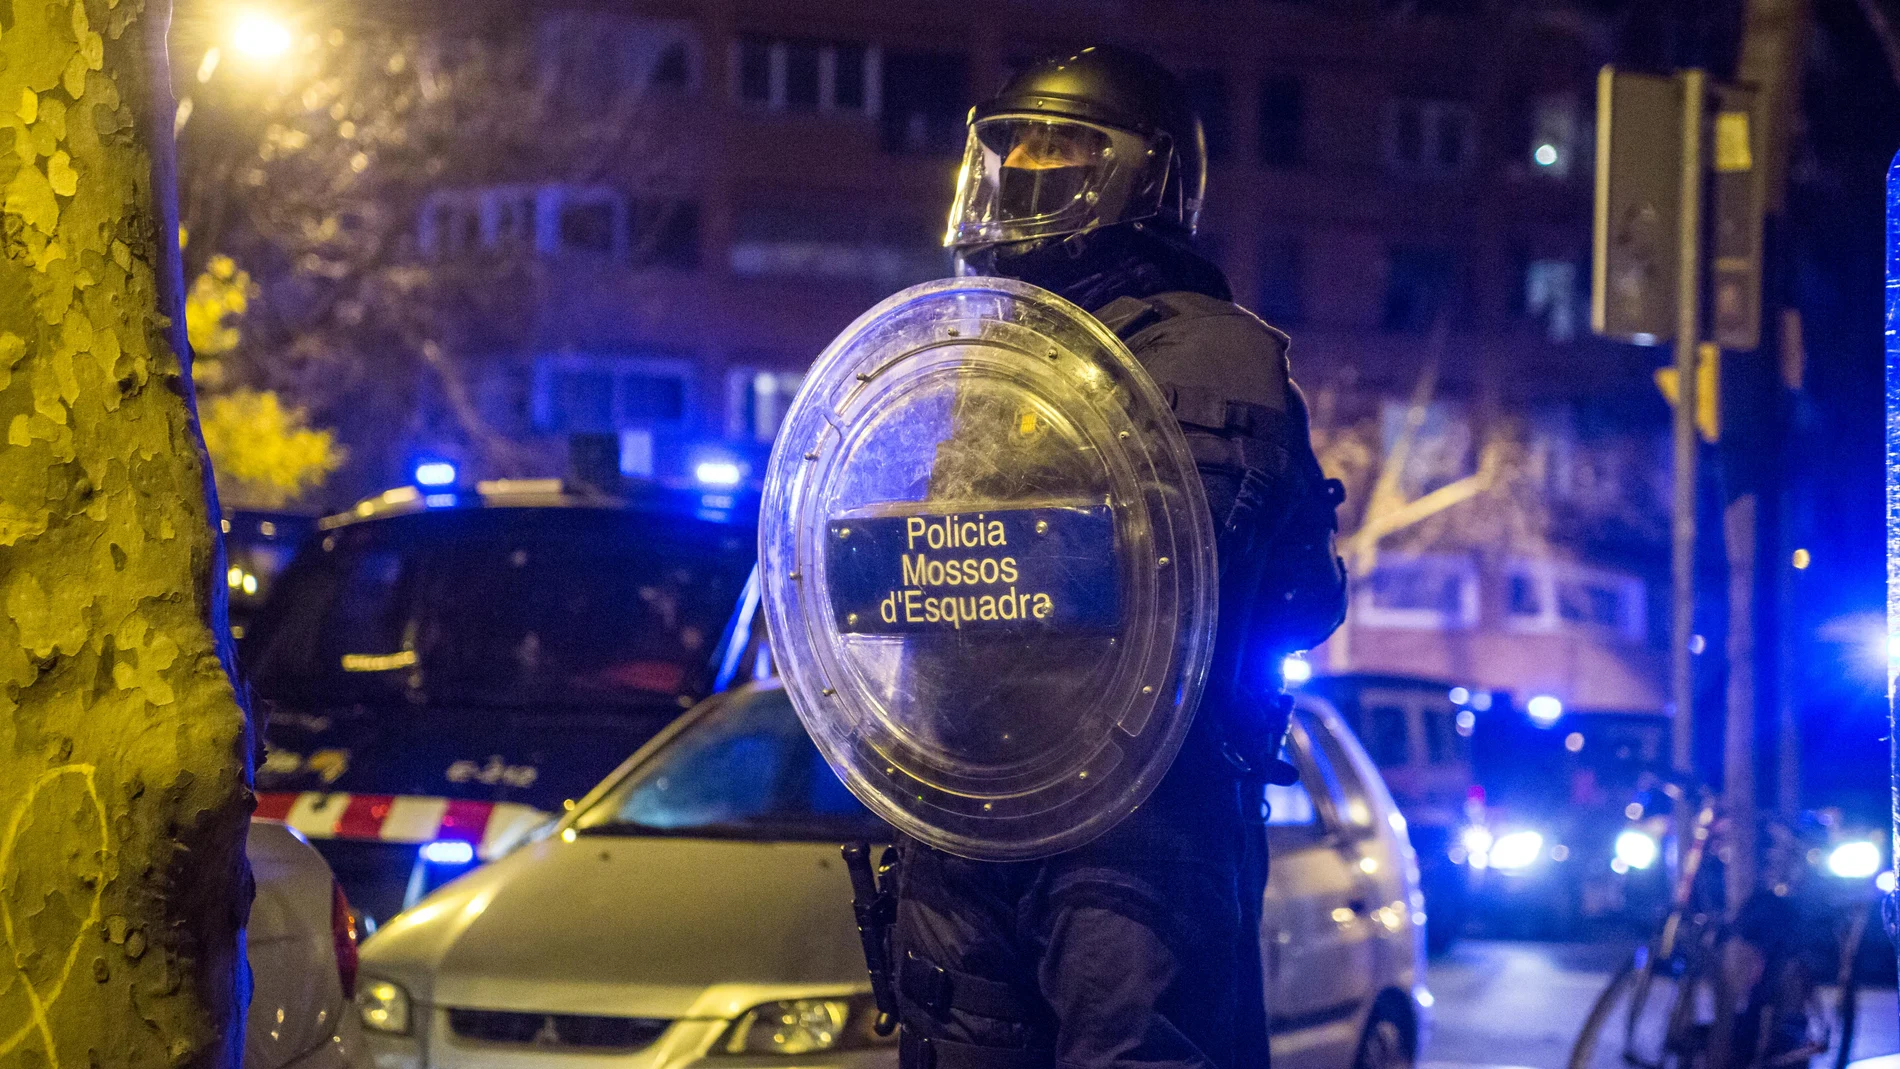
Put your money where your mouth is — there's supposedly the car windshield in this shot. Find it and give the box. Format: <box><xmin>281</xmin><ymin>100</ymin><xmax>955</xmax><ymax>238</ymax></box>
<box><xmin>573</xmin><ymin>685</ymin><xmax>887</xmax><ymax>841</ymax></box>
<box><xmin>242</xmin><ymin>508</ymin><xmax>754</xmax><ymax>710</ymax></box>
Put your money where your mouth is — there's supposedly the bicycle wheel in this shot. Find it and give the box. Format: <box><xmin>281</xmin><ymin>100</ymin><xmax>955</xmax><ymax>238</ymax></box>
<box><xmin>1570</xmin><ymin>956</ymin><xmax>1713</xmax><ymax>1069</ymax></box>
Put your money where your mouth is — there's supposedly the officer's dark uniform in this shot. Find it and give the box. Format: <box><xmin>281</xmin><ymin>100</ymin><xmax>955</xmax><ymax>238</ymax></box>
<box><xmin>892</xmin><ymin>46</ymin><xmax>1345</xmax><ymax>1069</ymax></box>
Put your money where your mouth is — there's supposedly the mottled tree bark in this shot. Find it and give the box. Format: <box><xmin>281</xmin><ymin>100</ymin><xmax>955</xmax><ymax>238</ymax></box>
<box><xmin>0</xmin><ymin>0</ymin><xmax>252</xmax><ymax>1065</ymax></box>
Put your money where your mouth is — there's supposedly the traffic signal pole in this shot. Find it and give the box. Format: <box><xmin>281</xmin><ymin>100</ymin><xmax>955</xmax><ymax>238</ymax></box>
<box><xmin>1671</xmin><ymin>69</ymin><xmax>1706</xmax><ymax>782</ymax></box>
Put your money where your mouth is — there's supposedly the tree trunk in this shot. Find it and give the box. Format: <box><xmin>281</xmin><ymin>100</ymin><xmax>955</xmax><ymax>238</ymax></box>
<box><xmin>0</xmin><ymin>0</ymin><xmax>252</xmax><ymax>1065</ymax></box>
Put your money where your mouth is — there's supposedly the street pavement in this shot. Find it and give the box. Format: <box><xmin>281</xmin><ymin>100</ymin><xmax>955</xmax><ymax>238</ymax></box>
<box><xmin>1422</xmin><ymin>939</ymin><xmax>1898</xmax><ymax>1069</ymax></box>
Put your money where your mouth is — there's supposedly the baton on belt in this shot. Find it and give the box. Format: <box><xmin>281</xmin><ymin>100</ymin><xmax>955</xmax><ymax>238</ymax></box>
<box><xmin>842</xmin><ymin>842</ymin><xmax>900</xmax><ymax>1036</ymax></box>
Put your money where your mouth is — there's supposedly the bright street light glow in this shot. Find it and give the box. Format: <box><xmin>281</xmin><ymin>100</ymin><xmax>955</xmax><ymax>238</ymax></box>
<box><xmin>231</xmin><ymin>12</ymin><xmax>291</xmax><ymax>59</ymax></box>
<box><xmin>1526</xmin><ymin>694</ymin><xmax>1563</xmax><ymax>727</ymax></box>
<box><xmin>1281</xmin><ymin>654</ymin><xmax>1313</xmax><ymax>685</ymax></box>
<box><xmin>1887</xmin><ymin>634</ymin><xmax>1900</xmax><ymax>662</ymax></box>
<box><xmin>1879</xmin><ymin>871</ymin><xmax>1896</xmax><ymax>894</ymax></box>
<box><xmin>1827</xmin><ymin>840</ymin><xmax>1881</xmax><ymax>879</ymax></box>
<box><xmin>1614</xmin><ymin>830</ymin><xmax>1659</xmax><ymax>871</ymax></box>
<box><xmin>419</xmin><ymin>839</ymin><xmax>475</xmax><ymax>865</ymax></box>
<box><xmin>695</xmin><ymin>460</ymin><xmax>743</xmax><ymax>487</ymax></box>
<box><xmin>1489</xmin><ymin>830</ymin><xmax>1544</xmax><ymax>871</ymax></box>
<box><xmin>1533</xmin><ymin>143</ymin><xmax>1559</xmax><ymax>167</ymax></box>
<box><xmin>414</xmin><ymin>461</ymin><xmax>457</xmax><ymax>487</ymax></box>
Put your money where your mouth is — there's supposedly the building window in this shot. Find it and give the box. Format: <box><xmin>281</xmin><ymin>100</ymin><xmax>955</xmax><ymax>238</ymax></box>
<box><xmin>1522</xmin><ymin>258</ymin><xmax>1579</xmax><ymax>342</ymax></box>
<box><xmin>1184</xmin><ymin>70</ymin><xmax>1230</xmax><ymax>162</ymax></box>
<box><xmin>1385</xmin><ymin>99</ymin><xmax>1475</xmax><ymax>175</ymax></box>
<box><xmin>730</xmin><ymin>203</ymin><xmax>947</xmax><ymax>287</ymax></box>
<box><xmin>1527</xmin><ymin>92</ymin><xmax>1579</xmax><ymax>177</ymax></box>
<box><xmin>881</xmin><ymin>50</ymin><xmax>966</xmax><ymax>155</ymax></box>
<box><xmin>1354</xmin><ymin>554</ymin><xmax>1479</xmax><ymax>630</ymax></box>
<box><xmin>734</xmin><ymin>36</ymin><xmax>880</xmax><ymax>115</ymax></box>
<box><xmin>1257</xmin><ymin>236</ymin><xmax>1304</xmax><ymax>326</ymax></box>
<box><xmin>1504</xmin><ymin>559</ymin><xmax>1646</xmax><ymax>642</ymax></box>
<box><xmin>420</xmin><ymin>186</ymin><xmax>699</xmax><ymax>268</ymax></box>
<box><xmin>532</xmin><ymin>354</ymin><xmax>693</xmax><ymax>433</ymax></box>
<box><xmin>1258</xmin><ymin>77</ymin><xmax>1304</xmax><ymax>166</ymax></box>
<box><xmin>558</xmin><ymin>192</ymin><xmax>619</xmax><ymax>256</ymax></box>
<box><xmin>1381</xmin><ymin>244</ymin><xmax>1461</xmax><ymax>333</ymax></box>
<box><xmin>538</xmin><ymin>15</ymin><xmax>700</xmax><ymax>103</ymax></box>
<box><xmin>727</xmin><ymin>368</ymin><xmax>806</xmax><ymax>442</ymax></box>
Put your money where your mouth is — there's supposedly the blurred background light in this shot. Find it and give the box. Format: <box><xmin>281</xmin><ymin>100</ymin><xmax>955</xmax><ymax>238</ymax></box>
<box><xmin>232</xmin><ymin>11</ymin><xmax>292</xmax><ymax>59</ymax></box>
<box><xmin>1826</xmin><ymin>840</ymin><xmax>1881</xmax><ymax>879</ymax></box>
<box><xmin>694</xmin><ymin>459</ymin><xmax>742</xmax><ymax>487</ymax></box>
<box><xmin>1488</xmin><ymin>829</ymin><xmax>1544</xmax><ymax>871</ymax></box>
<box><xmin>1525</xmin><ymin>694</ymin><xmax>1563</xmax><ymax>727</ymax></box>
<box><xmin>1613</xmin><ymin>829</ymin><xmax>1658</xmax><ymax>871</ymax></box>
<box><xmin>1281</xmin><ymin>653</ymin><xmax>1313</xmax><ymax>685</ymax></box>
<box><xmin>413</xmin><ymin>460</ymin><xmax>457</xmax><ymax>487</ymax></box>
<box><xmin>419</xmin><ymin>839</ymin><xmax>475</xmax><ymax>866</ymax></box>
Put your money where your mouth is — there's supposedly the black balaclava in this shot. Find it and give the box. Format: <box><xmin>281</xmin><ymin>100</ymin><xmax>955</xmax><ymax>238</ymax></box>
<box><xmin>959</xmin><ymin>222</ymin><xmax>1231</xmax><ymax>313</ymax></box>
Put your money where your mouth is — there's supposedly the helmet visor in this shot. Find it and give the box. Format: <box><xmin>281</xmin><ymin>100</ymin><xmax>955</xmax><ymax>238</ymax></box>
<box><xmin>944</xmin><ymin>117</ymin><xmax>1170</xmax><ymax>249</ymax></box>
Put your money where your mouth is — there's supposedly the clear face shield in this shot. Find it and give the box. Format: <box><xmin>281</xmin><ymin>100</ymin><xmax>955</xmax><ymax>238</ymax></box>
<box><xmin>944</xmin><ymin>116</ymin><xmax>1172</xmax><ymax>250</ymax></box>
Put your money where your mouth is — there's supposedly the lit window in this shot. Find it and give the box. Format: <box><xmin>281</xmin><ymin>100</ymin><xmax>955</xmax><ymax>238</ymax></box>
<box><xmin>734</xmin><ymin>36</ymin><xmax>880</xmax><ymax>116</ymax></box>
<box><xmin>727</xmin><ymin>368</ymin><xmax>807</xmax><ymax>443</ymax></box>
<box><xmin>1503</xmin><ymin>559</ymin><xmax>1646</xmax><ymax>641</ymax></box>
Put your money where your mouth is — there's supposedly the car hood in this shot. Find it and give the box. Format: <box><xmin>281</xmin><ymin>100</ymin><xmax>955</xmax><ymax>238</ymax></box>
<box><xmin>361</xmin><ymin>833</ymin><xmax>872</xmax><ymax>1019</ymax></box>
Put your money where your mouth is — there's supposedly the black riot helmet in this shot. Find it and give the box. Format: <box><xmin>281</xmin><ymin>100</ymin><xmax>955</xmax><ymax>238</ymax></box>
<box><xmin>945</xmin><ymin>45</ymin><xmax>1207</xmax><ymax>253</ymax></box>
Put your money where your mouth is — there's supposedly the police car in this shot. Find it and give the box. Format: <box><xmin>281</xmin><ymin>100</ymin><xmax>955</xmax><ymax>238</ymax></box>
<box><xmin>240</xmin><ymin>477</ymin><xmax>757</xmax><ymax>925</ymax></box>
<box><xmin>350</xmin><ymin>679</ymin><xmax>1426</xmax><ymax>1069</ymax></box>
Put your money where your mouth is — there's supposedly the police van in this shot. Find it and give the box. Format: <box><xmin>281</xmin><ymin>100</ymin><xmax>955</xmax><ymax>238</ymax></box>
<box><xmin>239</xmin><ymin>477</ymin><xmax>757</xmax><ymax>924</ymax></box>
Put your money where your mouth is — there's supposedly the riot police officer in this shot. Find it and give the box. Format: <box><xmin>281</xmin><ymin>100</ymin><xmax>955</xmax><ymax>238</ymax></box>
<box><xmin>883</xmin><ymin>46</ymin><xmax>1346</xmax><ymax>1069</ymax></box>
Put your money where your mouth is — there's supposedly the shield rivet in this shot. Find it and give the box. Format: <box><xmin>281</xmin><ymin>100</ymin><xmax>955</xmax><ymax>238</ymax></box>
<box><xmin>856</xmin><ymin>372</ymin><xmax>871</xmax><ymax>382</ymax></box>
<box><xmin>1046</xmin><ymin>348</ymin><xmax>1059</xmax><ymax>360</ymax></box>
<box><xmin>983</xmin><ymin>802</ymin><xmax>993</xmax><ymax>811</ymax></box>
<box><xmin>1078</xmin><ymin>770</ymin><xmax>1090</xmax><ymax>779</ymax></box>
<box><xmin>1035</xmin><ymin>520</ymin><xmax>1049</xmax><ymax>535</ymax></box>
<box><xmin>1118</xmin><ymin>431</ymin><xmax>1130</xmax><ymax>440</ymax></box>
<box><xmin>821</xmin><ymin>687</ymin><xmax>836</xmax><ymax>696</ymax></box>
<box><xmin>1141</xmin><ymin>685</ymin><xmax>1154</xmax><ymax>696</ymax></box>
<box><xmin>846</xmin><ymin>613</ymin><xmax>859</xmax><ymax>625</ymax></box>
<box><xmin>1158</xmin><ymin>556</ymin><xmax>1170</xmax><ymax>567</ymax></box>
<box><xmin>789</xmin><ymin>570</ymin><xmax>802</xmax><ymax>581</ymax></box>
<box><xmin>838</xmin><ymin>527</ymin><xmax>851</xmax><ymax>539</ymax></box>
<box><xmin>946</xmin><ymin>326</ymin><xmax>961</xmax><ymax>337</ymax></box>
<box><xmin>804</xmin><ymin>451</ymin><xmax>818</xmax><ymax>461</ymax></box>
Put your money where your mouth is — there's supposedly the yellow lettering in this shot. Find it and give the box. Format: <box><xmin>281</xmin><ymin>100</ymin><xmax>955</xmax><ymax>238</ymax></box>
<box><xmin>962</xmin><ymin>522</ymin><xmax>978</xmax><ymax>547</ymax></box>
<box><xmin>907</xmin><ymin>517</ymin><xmax>926</xmax><ymax>550</ymax></box>
<box><xmin>988</xmin><ymin>520</ymin><xmax>1005</xmax><ymax>545</ymax></box>
<box><xmin>1000</xmin><ymin>588</ymin><xmax>1019</xmax><ymax>619</ymax></box>
<box><xmin>979</xmin><ymin>595</ymin><xmax>997</xmax><ymax>620</ymax></box>
<box><xmin>927</xmin><ymin>520</ymin><xmax>945</xmax><ymax>550</ymax></box>
<box><xmin>979</xmin><ymin>558</ymin><xmax>999</xmax><ymax>584</ymax></box>
<box><xmin>924</xmin><ymin>595</ymin><xmax>939</xmax><ymax>623</ymax></box>
<box><xmin>881</xmin><ymin>591</ymin><xmax>898</xmax><ymax>624</ymax></box>
<box><xmin>902</xmin><ymin>553</ymin><xmax>927</xmax><ymax>587</ymax></box>
<box><xmin>1033</xmin><ymin>593</ymin><xmax>1053</xmax><ymax>620</ymax></box>
<box><xmin>904</xmin><ymin>589</ymin><xmax>923</xmax><ymax>622</ymax></box>
<box><xmin>1000</xmin><ymin>557</ymin><xmax>1018</xmax><ymax>583</ymax></box>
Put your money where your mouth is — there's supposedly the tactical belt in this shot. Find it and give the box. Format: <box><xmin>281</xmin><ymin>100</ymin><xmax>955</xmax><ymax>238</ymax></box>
<box><xmin>901</xmin><ymin>951</ymin><xmax>1031</xmax><ymax>1022</ymax></box>
<box><xmin>901</xmin><ymin>1030</ymin><xmax>1049</xmax><ymax>1069</ymax></box>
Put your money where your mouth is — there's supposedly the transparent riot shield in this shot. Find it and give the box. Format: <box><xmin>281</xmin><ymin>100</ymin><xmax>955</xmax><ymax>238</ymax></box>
<box><xmin>760</xmin><ymin>277</ymin><xmax>1217</xmax><ymax>860</ymax></box>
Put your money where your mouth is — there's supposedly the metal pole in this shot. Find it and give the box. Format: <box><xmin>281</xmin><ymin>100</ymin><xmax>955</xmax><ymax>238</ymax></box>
<box><xmin>1671</xmin><ymin>69</ymin><xmax>1706</xmax><ymax>779</ymax></box>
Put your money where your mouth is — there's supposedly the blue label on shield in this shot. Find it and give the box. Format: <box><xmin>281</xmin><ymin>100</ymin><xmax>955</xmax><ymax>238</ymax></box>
<box><xmin>825</xmin><ymin>506</ymin><xmax>1120</xmax><ymax>633</ymax></box>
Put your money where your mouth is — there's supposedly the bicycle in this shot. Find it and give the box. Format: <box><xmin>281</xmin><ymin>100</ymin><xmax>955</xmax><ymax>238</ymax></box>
<box><xmin>1567</xmin><ymin>776</ymin><xmax>1863</xmax><ymax>1069</ymax></box>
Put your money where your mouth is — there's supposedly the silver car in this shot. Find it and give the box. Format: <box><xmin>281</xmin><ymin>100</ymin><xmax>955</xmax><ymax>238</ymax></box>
<box><xmin>352</xmin><ymin>683</ymin><xmax>1426</xmax><ymax>1069</ymax></box>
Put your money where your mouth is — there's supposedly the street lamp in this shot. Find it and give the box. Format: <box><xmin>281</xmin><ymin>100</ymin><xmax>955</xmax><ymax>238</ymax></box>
<box><xmin>231</xmin><ymin>11</ymin><xmax>291</xmax><ymax>61</ymax></box>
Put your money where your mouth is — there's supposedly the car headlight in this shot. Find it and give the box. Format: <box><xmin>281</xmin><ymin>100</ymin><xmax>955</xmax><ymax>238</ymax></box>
<box><xmin>1827</xmin><ymin>840</ymin><xmax>1882</xmax><ymax>879</ymax></box>
<box><xmin>1489</xmin><ymin>830</ymin><xmax>1545</xmax><ymax>871</ymax></box>
<box><xmin>721</xmin><ymin>996</ymin><xmax>891</xmax><ymax>1056</ymax></box>
<box><xmin>356</xmin><ymin>978</ymin><xmax>412</xmax><ymax>1035</ymax></box>
<box><xmin>1614</xmin><ymin>830</ymin><xmax>1659</xmax><ymax>871</ymax></box>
